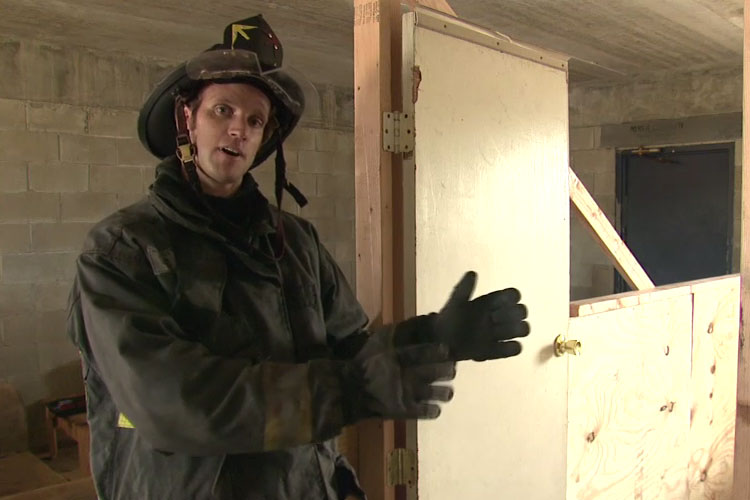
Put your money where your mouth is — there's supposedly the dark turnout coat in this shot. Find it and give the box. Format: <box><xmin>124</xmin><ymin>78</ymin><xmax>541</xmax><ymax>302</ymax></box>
<box><xmin>67</xmin><ymin>158</ymin><xmax>369</xmax><ymax>499</ymax></box>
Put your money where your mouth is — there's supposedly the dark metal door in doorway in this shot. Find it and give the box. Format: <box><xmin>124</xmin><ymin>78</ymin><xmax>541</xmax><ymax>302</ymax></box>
<box><xmin>615</xmin><ymin>143</ymin><xmax>734</xmax><ymax>292</ymax></box>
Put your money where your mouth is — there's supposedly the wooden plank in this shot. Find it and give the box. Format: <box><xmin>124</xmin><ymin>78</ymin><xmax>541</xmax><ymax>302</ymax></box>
<box><xmin>353</xmin><ymin>1</ymin><xmax>397</xmax><ymax>498</ymax></box>
<box><xmin>567</xmin><ymin>295</ymin><xmax>693</xmax><ymax>500</ymax></box>
<box><xmin>569</xmin><ymin>167</ymin><xmax>655</xmax><ymax>291</ymax></box>
<box><xmin>689</xmin><ymin>279</ymin><xmax>740</xmax><ymax>499</ymax></box>
<box><xmin>0</xmin><ymin>452</ymin><xmax>66</xmax><ymax>497</ymax></box>
<box><xmin>737</xmin><ymin>1</ymin><xmax>750</xmax><ymax>497</ymax></box>
<box><xmin>571</xmin><ymin>275</ymin><xmax>740</xmax><ymax>318</ymax></box>
<box><xmin>0</xmin><ymin>477</ymin><xmax>96</xmax><ymax>500</ymax></box>
<box><xmin>570</xmin><ymin>281</ymin><xmax>692</xmax><ymax>317</ymax></box>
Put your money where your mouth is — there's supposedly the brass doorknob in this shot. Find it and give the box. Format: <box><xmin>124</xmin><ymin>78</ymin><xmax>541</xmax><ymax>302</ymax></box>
<box><xmin>554</xmin><ymin>334</ymin><xmax>581</xmax><ymax>357</ymax></box>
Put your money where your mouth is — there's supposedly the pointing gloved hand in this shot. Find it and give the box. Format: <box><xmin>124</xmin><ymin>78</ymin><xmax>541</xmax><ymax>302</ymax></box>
<box><xmin>395</xmin><ymin>271</ymin><xmax>530</xmax><ymax>361</ymax></box>
<box><xmin>341</xmin><ymin>324</ymin><xmax>456</xmax><ymax>423</ymax></box>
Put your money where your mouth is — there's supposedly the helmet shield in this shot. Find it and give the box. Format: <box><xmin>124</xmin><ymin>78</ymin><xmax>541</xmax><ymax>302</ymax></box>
<box><xmin>186</xmin><ymin>49</ymin><xmax>264</xmax><ymax>80</ymax></box>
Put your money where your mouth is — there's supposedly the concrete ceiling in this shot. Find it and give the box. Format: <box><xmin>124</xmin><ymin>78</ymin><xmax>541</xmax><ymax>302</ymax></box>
<box><xmin>0</xmin><ymin>0</ymin><xmax>744</xmax><ymax>87</ymax></box>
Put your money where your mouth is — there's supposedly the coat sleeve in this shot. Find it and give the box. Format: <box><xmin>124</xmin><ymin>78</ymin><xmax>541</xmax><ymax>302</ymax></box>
<box><xmin>69</xmin><ymin>235</ymin><xmax>350</xmax><ymax>456</ymax></box>
<box><xmin>312</xmin><ymin>233</ymin><xmax>376</xmax><ymax>359</ymax></box>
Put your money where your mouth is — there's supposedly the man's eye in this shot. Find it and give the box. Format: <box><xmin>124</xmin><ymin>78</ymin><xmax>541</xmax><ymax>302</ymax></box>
<box><xmin>249</xmin><ymin>117</ymin><xmax>265</xmax><ymax>128</ymax></box>
<box><xmin>214</xmin><ymin>105</ymin><xmax>230</xmax><ymax>115</ymax></box>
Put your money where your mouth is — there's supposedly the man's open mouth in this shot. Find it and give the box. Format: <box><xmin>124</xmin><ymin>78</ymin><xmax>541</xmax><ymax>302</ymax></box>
<box><xmin>220</xmin><ymin>146</ymin><xmax>241</xmax><ymax>157</ymax></box>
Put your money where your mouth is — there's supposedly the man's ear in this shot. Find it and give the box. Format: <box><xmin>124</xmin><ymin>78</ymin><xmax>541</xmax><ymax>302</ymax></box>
<box><xmin>183</xmin><ymin>105</ymin><xmax>194</xmax><ymax>139</ymax></box>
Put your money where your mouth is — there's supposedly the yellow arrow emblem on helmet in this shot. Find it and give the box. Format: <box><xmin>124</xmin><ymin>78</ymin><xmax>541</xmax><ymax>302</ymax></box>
<box><xmin>231</xmin><ymin>24</ymin><xmax>258</xmax><ymax>49</ymax></box>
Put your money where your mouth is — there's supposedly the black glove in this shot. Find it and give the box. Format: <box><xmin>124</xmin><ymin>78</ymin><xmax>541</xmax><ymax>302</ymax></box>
<box><xmin>429</xmin><ymin>271</ymin><xmax>529</xmax><ymax>361</ymax></box>
<box><xmin>341</xmin><ymin>324</ymin><xmax>456</xmax><ymax>424</ymax></box>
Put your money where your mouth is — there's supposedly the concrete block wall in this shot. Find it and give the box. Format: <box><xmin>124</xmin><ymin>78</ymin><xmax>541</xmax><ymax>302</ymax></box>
<box><xmin>569</xmin><ymin>68</ymin><xmax>742</xmax><ymax>300</ymax></box>
<box><xmin>0</xmin><ymin>36</ymin><xmax>355</xmax><ymax>449</ymax></box>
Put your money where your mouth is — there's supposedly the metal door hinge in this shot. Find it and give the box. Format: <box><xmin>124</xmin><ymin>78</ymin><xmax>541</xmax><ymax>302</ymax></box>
<box><xmin>387</xmin><ymin>447</ymin><xmax>416</xmax><ymax>486</ymax></box>
<box><xmin>382</xmin><ymin>111</ymin><xmax>415</xmax><ymax>153</ymax></box>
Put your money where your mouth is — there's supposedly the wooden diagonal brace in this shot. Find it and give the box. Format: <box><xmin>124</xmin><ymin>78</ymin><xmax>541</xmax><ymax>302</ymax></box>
<box><xmin>569</xmin><ymin>167</ymin><xmax>654</xmax><ymax>291</ymax></box>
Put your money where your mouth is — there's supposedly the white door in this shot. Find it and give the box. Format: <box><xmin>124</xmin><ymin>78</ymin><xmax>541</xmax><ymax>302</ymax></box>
<box><xmin>401</xmin><ymin>9</ymin><xmax>570</xmax><ymax>499</ymax></box>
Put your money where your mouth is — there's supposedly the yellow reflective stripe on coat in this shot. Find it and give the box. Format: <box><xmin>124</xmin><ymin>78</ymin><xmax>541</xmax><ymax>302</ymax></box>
<box><xmin>117</xmin><ymin>413</ymin><xmax>135</xmax><ymax>429</ymax></box>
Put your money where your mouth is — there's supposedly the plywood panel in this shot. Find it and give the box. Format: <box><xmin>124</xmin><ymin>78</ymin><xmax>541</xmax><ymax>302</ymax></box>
<box><xmin>688</xmin><ymin>278</ymin><xmax>740</xmax><ymax>499</ymax></box>
<box><xmin>404</xmin><ymin>13</ymin><xmax>570</xmax><ymax>499</ymax></box>
<box><xmin>567</xmin><ymin>295</ymin><xmax>693</xmax><ymax>500</ymax></box>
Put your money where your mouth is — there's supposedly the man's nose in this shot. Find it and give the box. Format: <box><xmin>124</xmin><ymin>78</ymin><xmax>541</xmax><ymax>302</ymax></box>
<box><xmin>227</xmin><ymin>117</ymin><xmax>247</xmax><ymax>139</ymax></box>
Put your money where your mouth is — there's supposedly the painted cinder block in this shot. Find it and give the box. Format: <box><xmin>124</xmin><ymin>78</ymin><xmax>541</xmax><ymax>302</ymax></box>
<box><xmin>88</xmin><ymin>107</ymin><xmax>139</xmax><ymax>138</ymax></box>
<box><xmin>594</xmin><ymin>170</ymin><xmax>616</xmax><ymax>197</ymax></box>
<box><xmin>285</xmin><ymin>128</ymin><xmax>316</xmax><ymax>151</ymax></box>
<box><xmin>308</xmin><ymin>217</ymin><xmax>337</xmax><ymax>244</ymax></box>
<box><xmin>0</xmin><ymin>252</ymin><xmax>77</xmax><ymax>284</ymax></box>
<box><xmin>300</xmin><ymin>196</ymin><xmax>336</xmax><ymax>219</ymax></box>
<box><xmin>334</xmin><ymin>197</ymin><xmax>355</xmax><ymax>221</ymax></box>
<box><xmin>28</xmin><ymin>102</ymin><xmax>86</xmax><ymax>134</ymax></box>
<box><xmin>570</xmin><ymin>148</ymin><xmax>615</xmax><ymax>175</ymax></box>
<box><xmin>0</xmin><ymin>224</ymin><xmax>30</xmax><ymax>253</ymax></box>
<box><xmin>116</xmin><ymin>192</ymin><xmax>147</xmax><ymax>209</ymax></box>
<box><xmin>569</xmin><ymin>127</ymin><xmax>595</xmax><ymax>151</ymax></box>
<box><xmin>0</xmin><ymin>192</ymin><xmax>59</xmax><ymax>223</ymax></box>
<box><xmin>0</xmin><ymin>98</ymin><xmax>26</xmax><ymax>129</ymax></box>
<box><xmin>335</xmin><ymin>219</ymin><xmax>354</xmax><ymax>242</ymax></box>
<box><xmin>299</xmin><ymin>150</ymin><xmax>337</xmax><ymax>174</ymax></box>
<box><xmin>315</xmin><ymin>130</ymin><xmax>348</xmax><ymax>152</ymax></box>
<box><xmin>316</xmin><ymin>173</ymin><xmax>354</xmax><ymax>198</ymax></box>
<box><xmin>113</xmin><ymin>58</ymin><xmax>154</xmax><ymax>109</ymax></box>
<box><xmin>0</xmin><ymin>162</ymin><xmax>28</xmax><ymax>192</ymax></box>
<box><xmin>116</xmin><ymin>138</ymin><xmax>157</xmax><ymax>166</ymax></box>
<box><xmin>0</xmin><ymin>130</ymin><xmax>59</xmax><ymax>163</ymax></box>
<box><xmin>21</xmin><ymin>42</ymin><xmax>81</xmax><ymax>104</ymax></box>
<box><xmin>60</xmin><ymin>134</ymin><xmax>117</xmax><ymax>164</ymax></box>
<box><xmin>285</xmin><ymin>171</ymin><xmax>317</xmax><ymax>200</ymax></box>
<box><xmin>33</xmin><ymin>282</ymin><xmax>74</xmax><ymax>312</ymax></box>
<box><xmin>0</xmin><ymin>39</ymin><xmax>23</xmax><ymax>99</ymax></box>
<box><xmin>29</xmin><ymin>163</ymin><xmax>89</xmax><ymax>193</ymax></box>
<box><xmin>90</xmin><ymin>165</ymin><xmax>144</xmax><ymax>194</ymax></box>
<box><xmin>31</xmin><ymin>222</ymin><xmax>92</xmax><ymax>252</ymax></box>
<box><xmin>334</xmin><ymin>239</ymin><xmax>355</xmax><ymax>263</ymax></box>
<box><xmin>332</xmin><ymin>151</ymin><xmax>354</xmax><ymax>176</ymax></box>
<box><xmin>61</xmin><ymin>192</ymin><xmax>118</xmax><ymax>222</ymax></box>
<box><xmin>0</xmin><ymin>284</ymin><xmax>33</xmax><ymax>316</ymax></box>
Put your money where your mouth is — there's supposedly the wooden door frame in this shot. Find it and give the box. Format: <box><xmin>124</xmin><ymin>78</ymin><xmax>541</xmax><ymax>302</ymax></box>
<box><xmin>352</xmin><ymin>1</ymin><xmax>458</xmax><ymax>498</ymax></box>
<box><xmin>735</xmin><ymin>1</ymin><xmax>750</xmax><ymax>497</ymax></box>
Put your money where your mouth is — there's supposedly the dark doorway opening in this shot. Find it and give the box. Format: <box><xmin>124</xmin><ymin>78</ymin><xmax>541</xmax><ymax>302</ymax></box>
<box><xmin>615</xmin><ymin>143</ymin><xmax>734</xmax><ymax>293</ymax></box>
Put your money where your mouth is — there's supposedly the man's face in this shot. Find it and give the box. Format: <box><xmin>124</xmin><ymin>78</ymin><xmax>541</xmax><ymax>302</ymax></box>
<box><xmin>185</xmin><ymin>82</ymin><xmax>271</xmax><ymax>198</ymax></box>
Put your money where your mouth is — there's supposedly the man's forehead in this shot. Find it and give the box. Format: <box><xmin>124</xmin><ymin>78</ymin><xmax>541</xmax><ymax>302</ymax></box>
<box><xmin>200</xmin><ymin>82</ymin><xmax>271</xmax><ymax>109</ymax></box>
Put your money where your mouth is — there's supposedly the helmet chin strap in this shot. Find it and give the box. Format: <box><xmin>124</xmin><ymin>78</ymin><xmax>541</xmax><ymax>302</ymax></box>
<box><xmin>173</xmin><ymin>96</ymin><xmax>203</xmax><ymax>193</ymax></box>
<box><xmin>272</xmin><ymin>143</ymin><xmax>308</xmax><ymax>259</ymax></box>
